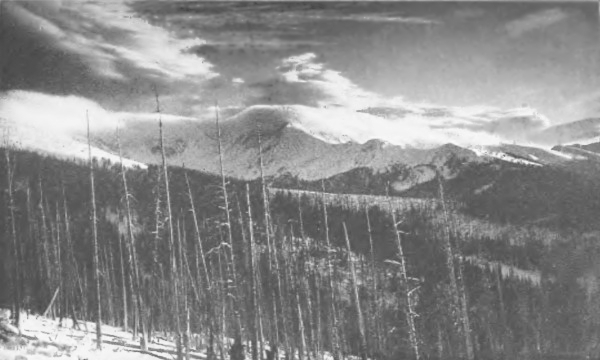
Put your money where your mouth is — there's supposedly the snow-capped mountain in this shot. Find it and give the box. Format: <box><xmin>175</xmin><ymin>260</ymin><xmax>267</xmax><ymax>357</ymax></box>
<box><xmin>100</xmin><ymin>103</ymin><xmax>579</xmax><ymax>183</ymax></box>
<box><xmin>0</xmin><ymin>92</ymin><xmax>596</xmax><ymax>186</ymax></box>
<box><xmin>103</xmin><ymin>105</ymin><xmax>487</xmax><ymax>180</ymax></box>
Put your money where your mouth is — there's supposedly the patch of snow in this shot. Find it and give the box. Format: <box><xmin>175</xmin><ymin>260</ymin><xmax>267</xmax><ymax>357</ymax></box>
<box><xmin>474</xmin><ymin>182</ymin><xmax>494</xmax><ymax>195</ymax></box>
<box><xmin>464</xmin><ymin>256</ymin><xmax>541</xmax><ymax>287</ymax></box>
<box><xmin>469</xmin><ymin>147</ymin><xmax>542</xmax><ymax>167</ymax></box>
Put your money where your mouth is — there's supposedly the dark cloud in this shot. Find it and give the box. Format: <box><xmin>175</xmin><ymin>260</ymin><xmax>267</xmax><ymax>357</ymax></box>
<box><xmin>1</xmin><ymin>0</ymin><xmax>598</xmax><ymax>129</ymax></box>
<box><xmin>0</xmin><ymin>0</ymin><xmax>217</xmax><ymax>115</ymax></box>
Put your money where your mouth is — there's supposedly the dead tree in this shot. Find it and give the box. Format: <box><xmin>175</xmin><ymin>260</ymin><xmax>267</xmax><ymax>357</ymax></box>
<box><xmin>116</xmin><ymin>127</ymin><xmax>148</xmax><ymax>349</ymax></box>
<box><xmin>117</xmin><ymin>232</ymin><xmax>128</xmax><ymax>331</ymax></box>
<box><xmin>184</xmin><ymin>171</ymin><xmax>211</xmax><ymax>289</ymax></box>
<box><xmin>365</xmin><ymin>208</ymin><xmax>382</xmax><ymax>356</ymax></box>
<box><xmin>256</xmin><ymin>124</ymin><xmax>282</xmax><ymax>357</ymax></box>
<box><xmin>342</xmin><ymin>223</ymin><xmax>367</xmax><ymax>360</ymax></box>
<box><xmin>245</xmin><ymin>184</ymin><xmax>259</xmax><ymax>360</ymax></box>
<box><xmin>4</xmin><ymin>140</ymin><xmax>21</xmax><ymax>331</ymax></box>
<box><xmin>214</xmin><ymin>102</ymin><xmax>243</xmax><ymax>359</ymax></box>
<box><xmin>438</xmin><ymin>174</ymin><xmax>474</xmax><ymax>360</ymax></box>
<box><xmin>155</xmin><ymin>88</ymin><xmax>183</xmax><ymax>360</ymax></box>
<box><xmin>61</xmin><ymin>185</ymin><xmax>82</xmax><ymax>329</ymax></box>
<box><xmin>387</xmin><ymin>191</ymin><xmax>420</xmax><ymax>360</ymax></box>
<box><xmin>184</xmin><ymin>169</ymin><xmax>215</xmax><ymax>356</ymax></box>
<box><xmin>320</xmin><ymin>181</ymin><xmax>342</xmax><ymax>360</ymax></box>
<box><xmin>87</xmin><ymin>111</ymin><xmax>103</xmax><ymax>350</ymax></box>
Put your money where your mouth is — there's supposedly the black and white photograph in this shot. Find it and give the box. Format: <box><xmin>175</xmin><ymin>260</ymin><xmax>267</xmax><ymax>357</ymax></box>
<box><xmin>0</xmin><ymin>0</ymin><xmax>599</xmax><ymax>359</ymax></box>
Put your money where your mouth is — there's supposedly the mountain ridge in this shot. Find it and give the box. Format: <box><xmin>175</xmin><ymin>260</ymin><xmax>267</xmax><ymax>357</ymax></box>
<box><xmin>2</xmin><ymin>100</ymin><xmax>600</xmax><ymax>186</ymax></box>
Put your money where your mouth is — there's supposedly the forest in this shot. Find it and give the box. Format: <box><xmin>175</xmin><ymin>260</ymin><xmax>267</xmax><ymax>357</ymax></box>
<box><xmin>1</xmin><ymin>122</ymin><xmax>600</xmax><ymax>360</ymax></box>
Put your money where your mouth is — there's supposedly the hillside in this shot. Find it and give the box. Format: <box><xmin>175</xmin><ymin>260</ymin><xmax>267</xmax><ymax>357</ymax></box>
<box><xmin>2</xmin><ymin>147</ymin><xmax>600</xmax><ymax>360</ymax></box>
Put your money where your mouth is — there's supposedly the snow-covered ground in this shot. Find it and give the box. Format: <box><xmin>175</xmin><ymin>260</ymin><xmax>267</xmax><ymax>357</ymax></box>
<box><xmin>0</xmin><ymin>313</ymin><xmax>204</xmax><ymax>360</ymax></box>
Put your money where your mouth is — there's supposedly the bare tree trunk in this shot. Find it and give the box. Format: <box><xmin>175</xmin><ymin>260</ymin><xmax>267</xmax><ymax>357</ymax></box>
<box><xmin>387</xmin><ymin>195</ymin><xmax>420</xmax><ymax>360</ymax></box>
<box><xmin>185</xmin><ymin>306</ymin><xmax>191</xmax><ymax>360</ymax></box>
<box><xmin>184</xmin><ymin>171</ymin><xmax>211</xmax><ymax>289</ymax></box>
<box><xmin>290</xmin><ymin>235</ymin><xmax>308</xmax><ymax>360</ymax></box>
<box><xmin>150</xmin><ymin>172</ymin><xmax>164</xmax><ymax>347</ymax></box>
<box><xmin>116</xmin><ymin>128</ymin><xmax>145</xmax><ymax>344</ymax></box>
<box><xmin>301</xmin><ymin>247</ymin><xmax>315</xmax><ymax>360</ymax></box>
<box><xmin>4</xmin><ymin>145</ymin><xmax>21</xmax><ymax>331</ymax></box>
<box><xmin>495</xmin><ymin>263</ymin><xmax>511</xmax><ymax>357</ymax></box>
<box><xmin>281</xmin><ymin>230</ymin><xmax>295</xmax><ymax>360</ymax></box>
<box><xmin>87</xmin><ymin>111</ymin><xmax>103</xmax><ymax>350</ymax></box>
<box><xmin>297</xmin><ymin>197</ymin><xmax>316</xmax><ymax>359</ymax></box>
<box><xmin>54</xmin><ymin>202</ymin><xmax>65</xmax><ymax>326</ymax></box>
<box><xmin>295</xmin><ymin>281</ymin><xmax>308</xmax><ymax>360</ymax></box>
<box><xmin>314</xmin><ymin>270</ymin><xmax>322</xmax><ymax>360</ymax></box>
<box><xmin>438</xmin><ymin>175</ymin><xmax>473</xmax><ymax>360</ymax></box>
<box><xmin>54</xmin><ymin>201</ymin><xmax>70</xmax><ymax>326</ymax></box>
<box><xmin>245</xmin><ymin>184</ymin><xmax>259</xmax><ymax>360</ymax></box>
<box><xmin>365</xmin><ymin>208</ymin><xmax>382</xmax><ymax>357</ymax></box>
<box><xmin>61</xmin><ymin>185</ymin><xmax>81</xmax><ymax>330</ymax></box>
<box><xmin>216</xmin><ymin>247</ymin><xmax>227</xmax><ymax>360</ymax></box>
<box><xmin>270</xmin><ymin>216</ymin><xmax>289</xmax><ymax>359</ymax></box>
<box><xmin>37</xmin><ymin>178</ymin><xmax>52</xmax><ymax>303</ymax></box>
<box><xmin>117</xmin><ymin>233</ymin><xmax>128</xmax><ymax>331</ymax></box>
<box><xmin>45</xmin><ymin>197</ymin><xmax>59</xmax><ymax>319</ymax></box>
<box><xmin>214</xmin><ymin>103</ymin><xmax>243</xmax><ymax>358</ymax></box>
<box><xmin>256</xmin><ymin>263</ymin><xmax>266</xmax><ymax>360</ymax></box>
<box><xmin>256</xmin><ymin>125</ymin><xmax>281</xmax><ymax>359</ymax></box>
<box><xmin>177</xmin><ymin>218</ymin><xmax>191</xmax><ymax>360</ymax></box>
<box><xmin>184</xmin><ymin>169</ymin><xmax>215</xmax><ymax>355</ymax></box>
<box><xmin>342</xmin><ymin>223</ymin><xmax>367</xmax><ymax>360</ymax></box>
<box><xmin>104</xmin><ymin>240</ymin><xmax>115</xmax><ymax>326</ymax></box>
<box><xmin>320</xmin><ymin>181</ymin><xmax>342</xmax><ymax>360</ymax></box>
<box><xmin>155</xmin><ymin>89</ymin><xmax>183</xmax><ymax>360</ymax></box>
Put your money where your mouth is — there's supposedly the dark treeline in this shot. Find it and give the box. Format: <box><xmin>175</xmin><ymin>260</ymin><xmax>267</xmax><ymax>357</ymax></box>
<box><xmin>275</xmin><ymin>160</ymin><xmax>600</xmax><ymax>233</ymax></box>
<box><xmin>1</xmin><ymin>147</ymin><xmax>600</xmax><ymax>360</ymax></box>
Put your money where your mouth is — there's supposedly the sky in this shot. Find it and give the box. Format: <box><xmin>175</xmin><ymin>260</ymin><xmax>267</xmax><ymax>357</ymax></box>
<box><xmin>0</xmin><ymin>0</ymin><xmax>599</xmax><ymax>148</ymax></box>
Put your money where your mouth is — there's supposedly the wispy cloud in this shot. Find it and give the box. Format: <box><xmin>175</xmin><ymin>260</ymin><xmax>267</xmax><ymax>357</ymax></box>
<box><xmin>4</xmin><ymin>0</ymin><xmax>217</xmax><ymax>81</ymax></box>
<box><xmin>504</xmin><ymin>8</ymin><xmax>569</xmax><ymax>37</ymax></box>
<box><xmin>0</xmin><ymin>90</ymin><xmax>199</xmax><ymax>166</ymax></box>
<box><xmin>305</xmin><ymin>13</ymin><xmax>440</xmax><ymax>25</ymax></box>
<box><xmin>248</xmin><ymin>52</ymin><xmax>402</xmax><ymax>109</ymax></box>
<box><xmin>244</xmin><ymin>53</ymin><xmax>551</xmax><ymax>148</ymax></box>
<box><xmin>0</xmin><ymin>90</ymin><xmax>194</xmax><ymax>134</ymax></box>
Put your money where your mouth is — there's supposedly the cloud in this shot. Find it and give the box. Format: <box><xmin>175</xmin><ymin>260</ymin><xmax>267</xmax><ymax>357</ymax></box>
<box><xmin>3</xmin><ymin>0</ymin><xmax>216</xmax><ymax>81</ymax></box>
<box><xmin>305</xmin><ymin>13</ymin><xmax>440</xmax><ymax>25</ymax></box>
<box><xmin>154</xmin><ymin>3</ymin><xmax>437</xmax><ymax>57</ymax></box>
<box><xmin>0</xmin><ymin>90</ymin><xmax>194</xmax><ymax>136</ymax></box>
<box><xmin>243</xmin><ymin>53</ymin><xmax>554</xmax><ymax>148</ymax></box>
<box><xmin>248</xmin><ymin>52</ymin><xmax>396</xmax><ymax>109</ymax></box>
<box><xmin>0</xmin><ymin>90</ymin><xmax>182</xmax><ymax>166</ymax></box>
<box><xmin>504</xmin><ymin>8</ymin><xmax>569</xmax><ymax>37</ymax></box>
<box><xmin>564</xmin><ymin>90</ymin><xmax>600</xmax><ymax>118</ymax></box>
<box><xmin>452</xmin><ymin>8</ymin><xmax>486</xmax><ymax>20</ymax></box>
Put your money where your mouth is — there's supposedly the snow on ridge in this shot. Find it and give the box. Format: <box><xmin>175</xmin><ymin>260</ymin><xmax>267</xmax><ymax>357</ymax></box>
<box><xmin>4</xmin><ymin>124</ymin><xmax>146</xmax><ymax>169</ymax></box>
<box><xmin>465</xmin><ymin>255</ymin><xmax>541</xmax><ymax>286</ymax></box>
<box><xmin>469</xmin><ymin>146</ymin><xmax>543</xmax><ymax>167</ymax></box>
<box><xmin>226</xmin><ymin>104</ymin><xmax>510</xmax><ymax>149</ymax></box>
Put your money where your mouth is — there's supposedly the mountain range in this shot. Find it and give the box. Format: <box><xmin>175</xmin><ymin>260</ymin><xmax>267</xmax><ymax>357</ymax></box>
<box><xmin>2</xmin><ymin>98</ymin><xmax>600</xmax><ymax>191</ymax></box>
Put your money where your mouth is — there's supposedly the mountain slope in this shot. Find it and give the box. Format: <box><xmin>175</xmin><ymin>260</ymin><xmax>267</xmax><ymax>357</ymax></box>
<box><xmin>107</xmin><ymin>105</ymin><xmax>568</xmax><ymax>181</ymax></box>
<box><xmin>103</xmin><ymin>105</ymin><xmax>489</xmax><ymax>180</ymax></box>
<box><xmin>1</xmin><ymin>98</ymin><xmax>594</xmax><ymax>185</ymax></box>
